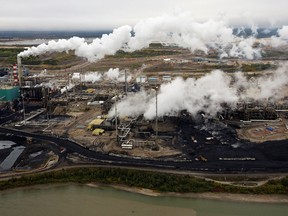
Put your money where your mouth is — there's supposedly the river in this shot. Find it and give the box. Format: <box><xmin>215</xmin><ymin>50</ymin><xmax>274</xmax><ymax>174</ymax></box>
<box><xmin>0</xmin><ymin>184</ymin><xmax>288</xmax><ymax>216</ymax></box>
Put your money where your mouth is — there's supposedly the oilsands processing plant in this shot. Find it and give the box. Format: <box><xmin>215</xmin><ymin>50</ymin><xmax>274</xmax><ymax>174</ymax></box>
<box><xmin>1</xmin><ymin>28</ymin><xmax>288</xmax><ymax>176</ymax></box>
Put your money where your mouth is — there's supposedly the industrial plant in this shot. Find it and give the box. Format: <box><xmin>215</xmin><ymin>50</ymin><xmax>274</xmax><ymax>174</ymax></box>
<box><xmin>1</xmin><ymin>27</ymin><xmax>288</xmax><ymax>176</ymax></box>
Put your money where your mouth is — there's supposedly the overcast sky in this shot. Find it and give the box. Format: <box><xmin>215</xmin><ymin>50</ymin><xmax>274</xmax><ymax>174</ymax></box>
<box><xmin>1</xmin><ymin>0</ymin><xmax>287</xmax><ymax>30</ymax></box>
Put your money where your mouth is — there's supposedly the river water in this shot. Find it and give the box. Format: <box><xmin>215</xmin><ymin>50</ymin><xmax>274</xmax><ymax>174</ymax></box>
<box><xmin>0</xmin><ymin>185</ymin><xmax>288</xmax><ymax>216</ymax></box>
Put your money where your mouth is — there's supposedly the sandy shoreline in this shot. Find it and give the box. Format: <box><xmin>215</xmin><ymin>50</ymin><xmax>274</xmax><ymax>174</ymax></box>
<box><xmin>1</xmin><ymin>182</ymin><xmax>288</xmax><ymax>204</ymax></box>
<box><xmin>86</xmin><ymin>183</ymin><xmax>288</xmax><ymax>203</ymax></box>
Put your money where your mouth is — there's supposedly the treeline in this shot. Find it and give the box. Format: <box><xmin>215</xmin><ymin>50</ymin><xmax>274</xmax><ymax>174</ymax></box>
<box><xmin>21</xmin><ymin>56</ymin><xmax>58</xmax><ymax>65</ymax></box>
<box><xmin>240</xmin><ymin>63</ymin><xmax>275</xmax><ymax>72</ymax></box>
<box><xmin>0</xmin><ymin>47</ymin><xmax>78</xmax><ymax>66</ymax></box>
<box><xmin>0</xmin><ymin>48</ymin><xmax>24</xmax><ymax>64</ymax></box>
<box><xmin>0</xmin><ymin>167</ymin><xmax>287</xmax><ymax>194</ymax></box>
<box><xmin>109</xmin><ymin>49</ymin><xmax>179</xmax><ymax>58</ymax></box>
<box><xmin>0</xmin><ymin>48</ymin><xmax>58</xmax><ymax>65</ymax></box>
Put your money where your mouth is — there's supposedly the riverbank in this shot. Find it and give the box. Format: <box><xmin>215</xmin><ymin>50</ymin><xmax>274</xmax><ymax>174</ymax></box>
<box><xmin>86</xmin><ymin>183</ymin><xmax>288</xmax><ymax>204</ymax></box>
<box><xmin>1</xmin><ymin>167</ymin><xmax>288</xmax><ymax>200</ymax></box>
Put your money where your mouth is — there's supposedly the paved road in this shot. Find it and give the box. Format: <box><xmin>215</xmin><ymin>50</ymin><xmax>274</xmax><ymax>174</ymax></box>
<box><xmin>1</xmin><ymin>127</ymin><xmax>288</xmax><ymax>173</ymax></box>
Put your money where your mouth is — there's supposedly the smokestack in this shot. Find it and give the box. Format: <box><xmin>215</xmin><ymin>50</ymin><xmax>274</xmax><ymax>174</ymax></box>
<box><xmin>12</xmin><ymin>63</ymin><xmax>18</xmax><ymax>86</ymax></box>
<box><xmin>17</xmin><ymin>55</ymin><xmax>22</xmax><ymax>87</ymax></box>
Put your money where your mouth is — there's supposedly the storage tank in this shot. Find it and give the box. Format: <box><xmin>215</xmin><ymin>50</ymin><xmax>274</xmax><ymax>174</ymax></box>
<box><xmin>148</xmin><ymin>76</ymin><xmax>158</xmax><ymax>83</ymax></box>
<box><xmin>0</xmin><ymin>86</ymin><xmax>20</xmax><ymax>101</ymax></box>
<box><xmin>136</xmin><ymin>75</ymin><xmax>147</xmax><ymax>83</ymax></box>
<box><xmin>162</xmin><ymin>75</ymin><xmax>172</xmax><ymax>82</ymax></box>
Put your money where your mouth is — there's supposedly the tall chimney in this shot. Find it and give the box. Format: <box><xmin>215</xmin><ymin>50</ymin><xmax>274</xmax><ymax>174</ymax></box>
<box><xmin>17</xmin><ymin>55</ymin><xmax>22</xmax><ymax>86</ymax></box>
<box><xmin>12</xmin><ymin>63</ymin><xmax>19</xmax><ymax>86</ymax></box>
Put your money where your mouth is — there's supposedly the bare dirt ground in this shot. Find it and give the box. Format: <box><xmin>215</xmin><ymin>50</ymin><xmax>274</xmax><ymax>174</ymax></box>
<box><xmin>50</xmin><ymin>103</ymin><xmax>181</xmax><ymax>159</ymax></box>
<box><xmin>237</xmin><ymin>119</ymin><xmax>288</xmax><ymax>143</ymax></box>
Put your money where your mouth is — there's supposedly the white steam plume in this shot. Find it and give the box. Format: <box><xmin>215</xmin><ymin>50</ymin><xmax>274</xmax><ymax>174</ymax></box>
<box><xmin>262</xmin><ymin>26</ymin><xmax>288</xmax><ymax>47</ymax></box>
<box><xmin>238</xmin><ymin>64</ymin><xmax>288</xmax><ymax>100</ymax></box>
<box><xmin>72</xmin><ymin>68</ymin><xmax>131</xmax><ymax>83</ymax></box>
<box><xmin>18</xmin><ymin>12</ymin><xmax>271</xmax><ymax>60</ymax></box>
<box><xmin>110</xmin><ymin>63</ymin><xmax>288</xmax><ymax>119</ymax></box>
<box><xmin>82</xmin><ymin>72</ymin><xmax>102</xmax><ymax>83</ymax></box>
<box><xmin>19</xmin><ymin>26</ymin><xmax>132</xmax><ymax>62</ymax></box>
<box><xmin>60</xmin><ymin>83</ymin><xmax>75</xmax><ymax>94</ymax></box>
<box><xmin>105</xmin><ymin>68</ymin><xmax>132</xmax><ymax>82</ymax></box>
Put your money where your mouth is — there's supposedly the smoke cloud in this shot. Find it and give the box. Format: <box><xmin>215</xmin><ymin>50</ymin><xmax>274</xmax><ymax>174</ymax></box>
<box><xmin>19</xmin><ymin>26</ymin><xmax>132</xmax><ymax>62</ymax></box>
<box><xmin>18</xmin><ymin>12</ymin><xmax>282</xmax><ymax>60</ymax></box>
<box><xmin>72</xmin><ymin>68</ymin><xmax>131</xmax><ymax>83</ymax></box>
<box><xmin>105</xmin><ymin>68</ymin><xmax>132</xmax><ymax>82</ymax></box>
<box><xmin>110</xmin><ymin>63</ymin><xmax>288</xmax><ymax>119</ymax></box>
<box><xmin>60</xmin><ymin>83</ymin><xmax>75</xmax><ymax>94</ymax></box>
<box><xmin>81</xmin><ymin>72</ymin><xmax>102</xmax><ymax>83</ymax></box>
<box><xmin>262</xmin><ymin>26</ymin><xmax>288</xmax><ymax>47</ymax></box>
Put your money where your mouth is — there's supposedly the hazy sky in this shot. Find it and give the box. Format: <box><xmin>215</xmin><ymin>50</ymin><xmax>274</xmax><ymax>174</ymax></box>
<box><xmin>1</xmin><ymin>0</ymin><xmax>287</xmax><ymax>30</ymax></box>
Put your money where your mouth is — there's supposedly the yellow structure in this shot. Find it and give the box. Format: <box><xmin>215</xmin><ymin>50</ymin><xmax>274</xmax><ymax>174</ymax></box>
<box><xmin>87</xmin><ymin>118</ymin><xmax>105</xmax><ymax>131</ymax></box>
<box><xmin>86</xmin><ymin>88</ymin><xmax>95</xmax><ymax>93</ymax></box>
<box><xmin>92</xmin><ymin>128</ymin><xmax>105</xmax><ymax>136</ymax></box>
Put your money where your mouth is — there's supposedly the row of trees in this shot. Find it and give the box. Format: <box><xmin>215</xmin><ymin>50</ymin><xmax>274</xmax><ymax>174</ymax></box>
<box><xmin>0</xmin><ymin>167</ymin><xmax>287</xmax><ymax>194</ymax></box>
<box><xmin>110</xmin><ymin>49</ymin><xmax>179</xmax><ymax>58</ymax></box>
